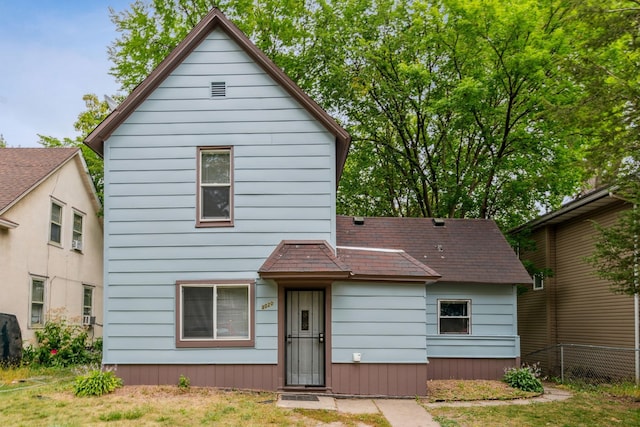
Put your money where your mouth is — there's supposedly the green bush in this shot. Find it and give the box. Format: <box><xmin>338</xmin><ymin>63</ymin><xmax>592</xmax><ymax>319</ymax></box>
<box><xmin>178</xmin><ymin>374</ymin><xmax>190</xmax><ymax>390</ymax></box>
<box><xmin>22</xmin><ymin>317</ymin><xmax>101</xmax><ymax>367</ymax></box>
<box><xmin>74</xmin><ymin>369</ymin><xmax>123</xmax><ymax>397</ymax></box>
<box><xmin>503</xmin><ymin>363</ymin><xmax>544</xmax><ymax>392</ymax></box>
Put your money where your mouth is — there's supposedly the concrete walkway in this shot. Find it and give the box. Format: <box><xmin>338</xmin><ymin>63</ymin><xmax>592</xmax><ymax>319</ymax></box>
<box><xmin>277</xmin><ymin>386</ymin><xmax>571</xmax><ymax>427</ymax></box>
<box><xmin>277</xmin><ymin>395</ymin><xmax>439</xmax><ymax>427</ymax></box>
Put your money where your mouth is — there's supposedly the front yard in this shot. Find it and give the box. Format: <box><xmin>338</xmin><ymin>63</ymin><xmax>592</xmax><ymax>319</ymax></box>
<box><xmin>1</xmin><ymin>367</ymin><xmax>639</xmax><ymax>426</ymax></box>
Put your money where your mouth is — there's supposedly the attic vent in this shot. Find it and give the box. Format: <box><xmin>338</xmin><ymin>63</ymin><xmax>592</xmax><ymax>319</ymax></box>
<box><xmin>210</xmin><ymin>81</ymin><xmax>226</xmax><ymax>98</ymax></box>
<box><xmin>432</xmin><ymin>218</ymin><xmax>445</xmax><ymax>227</ymax></box>
<box><xmin>353</xmin><ymin>216</ymin><xmax>365</xmax><ymax>225</ymax></box>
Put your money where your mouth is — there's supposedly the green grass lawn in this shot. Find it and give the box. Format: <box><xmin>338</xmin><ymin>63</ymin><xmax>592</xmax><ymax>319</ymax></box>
<box><xmin>2</xmin><ymin>367</ymin><xmax>639</xmax><ymax>426</ymax></box>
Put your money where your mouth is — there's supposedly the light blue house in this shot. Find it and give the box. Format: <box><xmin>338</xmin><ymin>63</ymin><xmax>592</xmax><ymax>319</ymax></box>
<box><xmin>85</xmin><ymin>8</ymin><xmax>530</xmax><ymax>396</ymax></box>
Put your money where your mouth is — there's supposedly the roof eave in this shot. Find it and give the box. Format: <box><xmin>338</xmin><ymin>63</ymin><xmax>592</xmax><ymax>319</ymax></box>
<box><xmin>83</xmin><ymin>8</ymin><xmax>351</xmax><ymax>181</ymax></box>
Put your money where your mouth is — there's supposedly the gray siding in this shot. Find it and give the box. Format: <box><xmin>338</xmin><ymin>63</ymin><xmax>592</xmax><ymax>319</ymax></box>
<box><xmin>426</xmin><ymin>283</ymin><xmax>519</xmax><ymax>358</ymax></box>
<box><xmin>102</xmin><ymin>29</ymin><xmax>335</xmax><ymax>364</ymax></box>
<box><xmin>332</xmin><ymin>282</ymin><xmax>428</xmax><ymax>363</ymax></box>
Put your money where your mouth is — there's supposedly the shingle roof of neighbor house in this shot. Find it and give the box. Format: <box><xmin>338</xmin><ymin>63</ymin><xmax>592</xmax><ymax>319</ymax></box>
<box><xmin>0</xmin><ymin>147</ymin><xmax>79</xmax><ymax>214</ymax></box>
<box><xmin>84</xmin><ymin>8</ymin><xmax>351</xmax><ymax>181</ymax></box>
<box><xmin>336</xmin><ymin>215</ymin><xmax>531</xmax><ymax>285</ymax></box>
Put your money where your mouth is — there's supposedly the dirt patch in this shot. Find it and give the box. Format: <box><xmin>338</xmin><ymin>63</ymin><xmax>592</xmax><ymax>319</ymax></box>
<box><xmin>425</xmin><ymin>379</ymin><xmax>540</xmax><ymax>402</ymax></box>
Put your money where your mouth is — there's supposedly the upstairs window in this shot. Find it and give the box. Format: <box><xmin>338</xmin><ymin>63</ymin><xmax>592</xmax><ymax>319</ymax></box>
<box><xmin>30</xmin><ymin>277</ymin><xmax>45</xmax><ymax>328</ymax></box>
<box><xmin>438</xmin><ymin>300</ymin><xmax>471</xmax><ymax>335</ymax></box>
<box><xmin>197</xmin><ymin>147</ymin><xmax>233</xmax><ymax>227</ymax></box>
<box><xmin>72</xmin><ymin>212</ymin><xmax>84</xmax><ymax>251</ymax></box>
<box><xmin>50</xmin><ymin>202</ymin><xmax>62</xmax><ymax>244</ymax></box>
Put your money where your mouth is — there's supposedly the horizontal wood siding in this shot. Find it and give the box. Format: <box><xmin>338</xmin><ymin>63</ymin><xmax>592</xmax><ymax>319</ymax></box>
<box><xmin>518</xmin><ymin>230</ymin><xmax>549</xmax><ymax>360</ymax></box>
<box><xmin>108</xmin><ymin>364</ymin><xmax>278</xmax><ymax>390</ymax></box>
<box><xmin>426</xmin><ymin>358</ymin><xmax>519</xmax><ymax>380</ymax></box>
<box><xmin>331</xmin><ymin>364</ymin><xmax>428</xmax><ymax>396</ymax></box>
<box><xmin>331</xmin><ymin>282</ymin><xmax>427</xmax><ymax>363</ymax></box>
<box><xmin>426</xmin><ymin>284</ymin><xmax>519</xmax><ymax>358</ymax></box>
<box><xmin>102</xmin><ymin>28</ymin><xmax>335</xmax><ymax>365</ymax></box>
<box><xmin>554</xmin><ymin>202</ymin><xmax>634</xmax><ymax>348</ymax></box>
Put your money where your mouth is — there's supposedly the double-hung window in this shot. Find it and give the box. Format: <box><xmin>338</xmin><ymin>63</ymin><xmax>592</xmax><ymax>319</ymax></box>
<box><xmin>72</xmin><ymin>212</ymin><xmax>83</xmax><ymax>251</ymax></box>
<box><xmin>176</xmin><ymin>280</ymin><xmax>254</xmax><ymax>348</ymax></box>
<box><xmin>30</xmin><ymin>277</ymin><xmax>45</xmax><ymax>328</ymax></box>
<box><xmin>50</xmin><ymin>202</ymin><xmax>63</xmax><ymax>244</ymax></box>
<box><xmin>83</xmin><ymin>286</ymin><xmax>93</xmax><ymax>317</ymax></box>
<box><xmin>197</xmin><ymin>147</ymin><xmax>232</xmax><ymax>226</ymax></box>
<box><xmin>438</xmin><ymin>300</ymin><xmax>471</xmax><ymax>334</ymax></box>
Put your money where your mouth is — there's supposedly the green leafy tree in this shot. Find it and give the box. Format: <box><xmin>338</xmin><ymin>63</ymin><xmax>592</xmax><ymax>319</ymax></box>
<box><xmin>587</xmin><ymin>178</ymin><xmax>640</xmax><ymax>295</ymax></box>
<box><xmin>0</xmin><ymin>134</ymin><xmax>6</xmax><ymax>148</ymax></box>
<box><xmin>565</xmin><ymin>0</ymin><xmax>640</xmax><ymax>182</ymax></box>
<box><xmin>105</xmin><ymin>0</ymin><xmax>592</xmax><ymax>228</ymax></box>
<box><xmin>39</xmin><ymin>94</ymin><xmax>112</xmax><ymax>203</ymax></box>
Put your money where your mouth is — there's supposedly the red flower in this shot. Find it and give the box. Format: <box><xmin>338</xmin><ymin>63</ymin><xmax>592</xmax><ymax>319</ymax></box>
<box><xmin>50</xmin><ymin>349</ymin><xmax>58</xmax><ymax>355</ymax></box>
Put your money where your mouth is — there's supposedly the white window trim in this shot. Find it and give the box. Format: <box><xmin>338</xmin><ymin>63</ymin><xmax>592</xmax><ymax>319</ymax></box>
<box><xmin>533</xmin><ymin>273</ymin><xmax>544</xmax><ymax>290</ymax></box>
<box><xmin>178</xmin><ymin>282</ymin><xmax>252</xmax><ymax>342</ymax></box>
<box><xmin>197</xmin><ymin>146</ymin><xmax>233</xmax><ymax>227</ymax></box>
<box><xmin>72</xmin><ymin>210</ymin><xmax>84</xmax><ymax>252</ymax></box>
<box><xmin>49</xmin><ymin>200</ymin><xmax>64</xmax><ymax>245</ymax></box>
<box><xmin>437</xmin><ymin>299</ymin><xmax>471</xmax><ymax>335</ymax></box>
<box><xmin>82</xmin><ymin>285</ymin><xmax>93</xmax><ymax>317</ymax></box>
<box><xmin>29</xmin><ymin>275</ymin><xmax>46</xmax><ymax>328</ymax></box>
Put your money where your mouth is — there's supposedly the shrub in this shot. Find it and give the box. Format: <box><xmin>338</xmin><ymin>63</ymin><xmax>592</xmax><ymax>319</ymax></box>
<box><xmin>74</xmin><ymin>369</ymin><xmax>123</xmax><ymax>397</ymax></box>
<box><xmin>178</xmin><ymin>374</ymin><xmax>190</xmax><ymax>390</ymax></box>
<box><xmin>22</xmin><ymin>316</ymin><xmax>100</xmax><ymax>367</ymax></box>
<box><xmin>503</xmin><ymin>363</ymin><xmax>544</xmax><ymax>392</ymax></box>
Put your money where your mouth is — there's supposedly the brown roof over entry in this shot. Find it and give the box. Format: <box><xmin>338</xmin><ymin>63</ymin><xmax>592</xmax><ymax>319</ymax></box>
<box><xmin>337</xmin><ymin>215</ymin><xmax>531</xmax><ymax>285</ymax></box>
<box><xmin>259</xmin><ymin>240</ymin><xmax>440</xmax><ymax>283</ymax></box>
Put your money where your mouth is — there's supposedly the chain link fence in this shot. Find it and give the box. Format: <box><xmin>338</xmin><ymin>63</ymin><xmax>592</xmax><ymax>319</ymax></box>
<box><xmin>523</xmin><ymin>344</ymin><xmax>639</xmax><ymax>384</ymax></box>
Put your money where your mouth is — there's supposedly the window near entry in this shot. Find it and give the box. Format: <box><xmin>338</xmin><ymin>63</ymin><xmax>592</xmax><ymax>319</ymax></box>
<box><xmin>50</xmin><ymin>202</ymin><xmax>62</xmax><ymax>244</ymax></box>
<box><xmin>30</xmin><ymin>277</ymin><xmax>45</xmax><ymax>328</ymax></box>
<box><xmin>438</xmin><ymin>300</ymin><xmax>471</xmax><ymax>334</ymax></box>
<box><xmin>197</xmin><ymin>147</ymin><xmax>233</xmax><ymax>227</ymax></box>
<box><xmin>72</xmin><ymin>212</ymin><xmax>83</xmax><ymax>251</ymax></box>
<box><xmin>176</xmin><ymin>280</ymin><xmax>254</xmax><ymax>348</ymax></box>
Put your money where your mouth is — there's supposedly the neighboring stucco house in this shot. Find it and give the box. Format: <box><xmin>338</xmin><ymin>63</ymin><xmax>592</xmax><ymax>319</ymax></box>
<box><xmin>85</xmin><ymin>8</ymin><xmax>530</xmax><ymax>396</ymax></box>
<box><xmin>514</xmin><ymin>187</ymin><xmax>636</xmax><ymax>379</ymax></box>
<box><xmin>0</xmin><ymin>148</ymin><xmax>103</xmax><ymax>344</ymax></box>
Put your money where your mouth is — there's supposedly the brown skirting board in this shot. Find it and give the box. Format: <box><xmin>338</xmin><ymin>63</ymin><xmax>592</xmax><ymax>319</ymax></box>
<box><xmin>105</xmin><ymin>358</ymin><xmax>519</xmax><ymax>397</ymax></box>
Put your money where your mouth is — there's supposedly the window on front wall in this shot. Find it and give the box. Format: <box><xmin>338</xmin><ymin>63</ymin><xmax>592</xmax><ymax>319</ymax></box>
<box><xmin>438</xmin><ymin>300</ymin><xmax>471</xmax><ymax>334</ymax></box>
<box><xmin>30</xmin><ymin>277</ymin><xmax>45</xmax><ymax>328</ymax></box>
<box><xmin>50</xmin><ymin>202</ymin><xmax>62</xmax><ymax>244</ymax></box>
<box><xmin>197</xmin><ymin>147</ymin><xmax>232</xmax><ymax>226</ymax></box>
<box><xmin>72</xmin><ymin>212</ymin><xmax>83</xmax><ymax>251</ymax></box>
<box><xmin>176</xmin><ymin>281</ymin><xmax>254</xmax><ymax>347</ymax></box>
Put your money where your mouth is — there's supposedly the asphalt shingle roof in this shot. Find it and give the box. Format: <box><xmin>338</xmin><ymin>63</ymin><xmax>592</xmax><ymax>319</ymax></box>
<box><xmin>336</xmin><ymin>215</ymin><xmax>531</xmax><ymax>285</ymax></box>
<box><xmin>0</xmin><ymin>148</ymin><xmax>79</xmax><ymax>213</ymax></box>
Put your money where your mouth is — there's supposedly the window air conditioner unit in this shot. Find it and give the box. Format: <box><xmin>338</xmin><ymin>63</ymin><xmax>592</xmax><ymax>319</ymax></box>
<box><xmin>82</xmin><ymin>315</ymin><xmax>96</xmax><ymax>326</ymax></box>
<box><xmin>72</xmin><ymin>240</ymin><xmax>83</xmax><ymax>251</ymax></box>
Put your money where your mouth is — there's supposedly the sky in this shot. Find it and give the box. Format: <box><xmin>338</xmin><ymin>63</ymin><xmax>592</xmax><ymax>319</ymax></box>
<box><xmin>0</xmin><ymin>1</ymin><xmax>134</xmax><ymax>147</ymax></box>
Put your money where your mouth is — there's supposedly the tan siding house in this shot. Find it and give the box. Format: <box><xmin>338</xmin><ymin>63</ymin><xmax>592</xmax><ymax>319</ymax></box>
<box><xmin>514</xmin><ymin>188</ymin><xmax>636</xmax><ymax>378</ymax></box>
<box><xmin>0</xmin><ymin>148</ymin><xmax>103</xmax><ymax>345</ymax></box>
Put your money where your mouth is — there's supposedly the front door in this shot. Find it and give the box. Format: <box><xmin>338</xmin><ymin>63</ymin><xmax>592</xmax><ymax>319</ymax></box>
<box><xmin>286</xmin><ymin>290</ymin><xmax>325</xmax><ymax>386</ymax></box>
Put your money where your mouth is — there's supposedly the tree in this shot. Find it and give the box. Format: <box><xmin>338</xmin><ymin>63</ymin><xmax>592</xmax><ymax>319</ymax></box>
<box><xmin>39</xmin><ymin>94</ymin><xmax>112</xmax><ymax>203</ymax></box>
<box><xmin>565</xmin><ymin>0</ymin><xmax>640</xmax><ymax>182</ymax></box>
<box><xmin>105</xmin><ymin>0</ymin><xmax>591</xmax><ymax>228</ymax></box>
<box><xmin>587</xmin><ymin>178</ymin><xmax>640</xmax><ymax>295</ymax></box>
<box><xmin>0</xmin><ymin>134</ymin><xmax>6</xmax><ymax>148</ymax></box>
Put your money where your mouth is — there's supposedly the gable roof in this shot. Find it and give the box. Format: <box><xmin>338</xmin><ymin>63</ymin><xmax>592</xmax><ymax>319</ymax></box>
<box><xmin>258</xmin><ymin>240</ymin><xmax>440</xmax><ymax>283</ymax></box>
<box><xmin>336</xmin><ymin>215</ymin><xmax>531</xmax><ymax>285</ymax></box>
<box><xmin>511</xmin><ymin>186</ymin><xmax>623</xmax><ymax>233</ymax></box>
<box><xmin>0</xmin><ymin>147</ymin><xmax>80</xmax><ymax>215</ymax></box>
<box><xmin>84</xmin><ymin>8</ymin><xmax>351</xmax><ymax>180</ymax></box>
